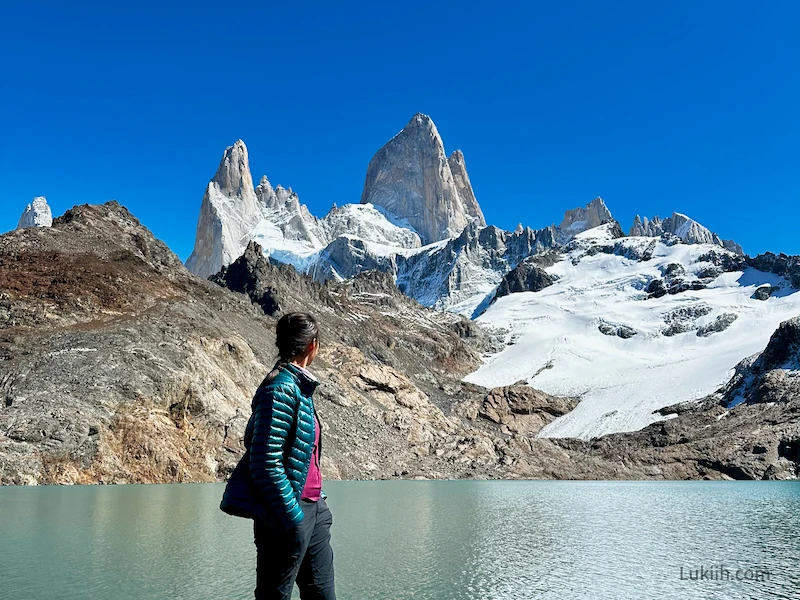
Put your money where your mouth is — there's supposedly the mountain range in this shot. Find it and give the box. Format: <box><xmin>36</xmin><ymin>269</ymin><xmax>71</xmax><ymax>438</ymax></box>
<box><xmin>181</xmin><ymin>113</ymin><xmax>800</xmax><ymax>438</ymax></box>
<box><xmin>4</xmin><ymin>113</ymin><xmax>799</xmax><ymax>483</ymax></box>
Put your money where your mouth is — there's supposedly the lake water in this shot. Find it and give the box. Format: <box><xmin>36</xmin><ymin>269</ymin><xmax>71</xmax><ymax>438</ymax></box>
<box><xmin>1</xmin><ymin>481</ymin><xmax>798</xmax><ymax>599</ymax></box>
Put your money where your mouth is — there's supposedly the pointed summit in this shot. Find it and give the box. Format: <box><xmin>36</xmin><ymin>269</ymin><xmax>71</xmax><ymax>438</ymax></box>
<box><xmin>360</xmin><ymin>113</ymin><xmax>485</xmax><ymax>244</ymax></box>
<box><xmin>186</xmin><ymin>140</ymin><xmax>261</xmax><ymax>277</ymax></box>
<box><xmin>17</xmin><ymin>196</ymin><xmax>53</xmax><ymax>229</ymax></box>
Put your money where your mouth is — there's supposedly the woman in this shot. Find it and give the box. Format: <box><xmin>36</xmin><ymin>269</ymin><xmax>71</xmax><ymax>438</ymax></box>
<box><xmin>221</xmin><ymin>312</ymin><xmax>336</xmax><ymax>600</ymax></box>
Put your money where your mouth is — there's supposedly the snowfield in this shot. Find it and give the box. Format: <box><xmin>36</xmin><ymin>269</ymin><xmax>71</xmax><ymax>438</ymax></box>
<box><xmin>463</xmin><ymin>225</ymin><xmax>800</xmax><ymax>439</ymax></box>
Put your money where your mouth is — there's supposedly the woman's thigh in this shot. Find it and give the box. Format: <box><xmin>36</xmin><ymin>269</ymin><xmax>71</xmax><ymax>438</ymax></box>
<box><xmin>295</xmin><ymin>499</ymin><xmax>335</xmax><ymax>599</ymax></box>
<box><xmin>253</xmin><ymin>518</ymin><xmax>308</xmax><ymax>600</ymax></box>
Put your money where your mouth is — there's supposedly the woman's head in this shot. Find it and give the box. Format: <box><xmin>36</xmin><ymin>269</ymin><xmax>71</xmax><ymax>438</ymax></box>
<box><xmin>275</xmin><ymin>312</ymin><xmax>320</xmax><ymax>366</ymax></box>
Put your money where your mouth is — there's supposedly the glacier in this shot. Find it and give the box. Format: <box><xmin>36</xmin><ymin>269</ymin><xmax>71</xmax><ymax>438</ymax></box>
<box><xmin>464</xmin><ymin>224</ymin><xmax>800</xmax><ymax>438</ymax></box>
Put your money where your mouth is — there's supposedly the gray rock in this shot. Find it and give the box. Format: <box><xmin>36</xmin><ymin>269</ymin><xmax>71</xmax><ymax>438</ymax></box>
<box><xmin>598</xmin><ymin>320</ymin><xmax>638</xmax><ymax>339</ymax></box>
<box><xmin>396</xmin><ymin>222</ymin><xmax>559</xmax><ymax>314</ymax></box>
<box><xmin>720</xmin><ymin>316</ymin><xmax>800</xmax><ymax>406</ymax></box>
<box><xmin>256</xmin><ymin>178</ymin><xmax>326</xmax><ymax>248</ymax></box>
<box><xmin>646</xmin><ymin>279</ymin><xmax>668</xmax><ymax>299</ymax></box>
<box><xmin>447</xmin><ymin>150</ymin><xmax>485</xmax><ymax>227</ymax></box>
<box><xmin>312</xmin><ymin>236</ymin><xmax>398</xmax><ymax>282</ymax></box>
<box><xmin>493</xmin><ymin>257</ymin><xmax>556</xmax><ymax>301</ymax></box>
<box><xmin>752</xmin><ymin>286</ymin><xmax>781</xmax><ymax>301</ymax></box>
<box><xmin>478</xmin><ymin>383</ymin><xmax>577</xmax><ymax>436</ymax></box>
<box><xmin>360</xmin><ymin>113</ymin><xmax>484</xmax><ymax>244</ymax></box>
<box><xmin>746</xmin><ymin>252</ymin><xmax>800</xmax><ymax>289</ymax></box>
<box><xmin>697</xmin><ymin>313</ymin><xmax>738</xmax><ymax>337</ymax></box>
<box><xmin>557</xmin><ymin>197</ymin><xmax>613</xmax><ymax>242</ymax></box>
<box><xmin>630</xmin><ymin>212</ymin><xmax>740</xmax><ymax>252</ymax></box>
<box><xmin>663</xmin><ymin>263</ymin><xmax>685</xmax><ymax>278</ymax></box>
<box><xmin>661</xmin><ymin>304</ymin><xmax>713</xmax><ymax>336</ymax></box>
<box><xmin>697</xmin><ymin>249</ymin><xmax>747</xmax><ymax>273</ymax></box>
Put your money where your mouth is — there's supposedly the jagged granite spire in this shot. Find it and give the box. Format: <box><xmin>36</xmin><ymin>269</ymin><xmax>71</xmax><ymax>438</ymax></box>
<box><xmin>360</xmin><ymin>113</ymin><xmax>484</xmax><ymax>244</ymax></box>
<box><xmin>447</xmin><ymin>150</ymin><xmax>486</xmax><ymax>227</ymax></box>
<box><xmin>17</xmin><ymin>197</ymin><xmax>53</xmax><ymax>229</ymax></box>
<box><xmin>186</xmin><ymin>140</ymin><xmax>262</xmax><ymax>278</ymax></box>
<box><xmin>629</xmin><ymin>212</ymin><xmax>742</xmax><ymax>254</ymax></box>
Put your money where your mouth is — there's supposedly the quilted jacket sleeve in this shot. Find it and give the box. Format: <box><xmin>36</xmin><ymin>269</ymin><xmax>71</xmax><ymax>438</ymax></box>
<box><xmin>248</xmin><ymin>383</ymin><xmax>304</xmax><ymax>529</ymax></box>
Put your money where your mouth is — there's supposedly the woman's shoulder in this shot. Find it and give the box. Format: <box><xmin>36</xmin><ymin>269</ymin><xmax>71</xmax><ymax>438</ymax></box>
<box><xmin>254</xmin><ymin>367</ymin><xmax>301</xmax><ymax>403</ymax></box>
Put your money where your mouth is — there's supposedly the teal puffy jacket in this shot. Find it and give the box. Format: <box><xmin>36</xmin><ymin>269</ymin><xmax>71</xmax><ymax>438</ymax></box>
<box><xmin>220</xmin><ymin>362</ymin><xmax>323</xmax><ymax>529</ymax></box>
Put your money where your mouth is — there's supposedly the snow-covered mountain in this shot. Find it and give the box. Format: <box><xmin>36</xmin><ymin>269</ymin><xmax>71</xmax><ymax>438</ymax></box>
<box><xmin>631</xmin><ymin>212</ymin><xmax>743</xmax><ymax>254</ymax></box>
<box><xmin>17</xmin><ymin>197</ymin><xmax>53</xmax><ymax>229</ymax></box>
<box><xmin>183</xmin><ymin>113</ymin><xmax>799</xmax><ymax>440</ymax></box>
<box><xmin>464</xmin><ymin>223</ymin><xmax>800</xmax><ymax>438</ymax></box>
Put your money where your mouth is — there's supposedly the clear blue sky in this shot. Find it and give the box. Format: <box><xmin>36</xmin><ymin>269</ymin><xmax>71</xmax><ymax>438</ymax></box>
<box><xmin>1</xmin><ymin>1</ymin><xmax>798</xmax><ymax>258</ymax></box>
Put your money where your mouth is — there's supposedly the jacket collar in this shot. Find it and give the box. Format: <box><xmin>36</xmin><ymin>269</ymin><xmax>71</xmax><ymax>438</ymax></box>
<box><xmin>283</xmin><ymin>362</ymin><xmax>320</xmax><ymax>396</ymax></box>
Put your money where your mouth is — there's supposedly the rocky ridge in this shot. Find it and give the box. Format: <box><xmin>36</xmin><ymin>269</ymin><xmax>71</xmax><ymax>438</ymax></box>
<box><xmin>631</xmin><ymin>212</ymin><xmax>743</xmax><ymax>254</ymax></box>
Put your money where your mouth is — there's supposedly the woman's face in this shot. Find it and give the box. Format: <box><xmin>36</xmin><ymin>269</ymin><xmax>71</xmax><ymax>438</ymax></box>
<box><xmin>307</xmin><ymin>337</ymin><xmax>320</xmax><ymax>365</ymax></box>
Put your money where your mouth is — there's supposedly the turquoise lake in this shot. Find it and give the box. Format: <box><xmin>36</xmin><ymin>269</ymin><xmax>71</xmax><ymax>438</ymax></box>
<box><xmin>1</xmin><ymin>481</ymin><xmax>798</xmax><ymax>599</ymax></box>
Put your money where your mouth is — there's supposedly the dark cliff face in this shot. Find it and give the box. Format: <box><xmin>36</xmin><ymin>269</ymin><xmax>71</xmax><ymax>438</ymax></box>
<box><xmin>747</xmin><ymin>253</ymin><xmax>800</xmax><ymax>289</ymax></box>
<box><xmin>719</xmin><ymin>317</ymin><xmax>800</xmax><ymax>406</ymax></box>
<box><xmin>492</xmin><ymin>256</ymin><xmax>557</xmax><ymax>302</ymax></box>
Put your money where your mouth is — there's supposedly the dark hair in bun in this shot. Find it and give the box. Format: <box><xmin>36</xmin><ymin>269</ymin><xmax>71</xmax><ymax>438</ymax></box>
<box><xmin>275</xmin><ymin>312</ymin><xmax>320</xmax><ymax>362</ymax></box>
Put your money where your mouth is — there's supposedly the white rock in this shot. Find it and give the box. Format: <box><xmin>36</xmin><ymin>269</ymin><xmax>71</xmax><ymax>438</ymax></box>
<box><xmin>17</xmin><ymin>197</ymin><xmax>53</xmax><ymax>229</ymax></box>
<box><xmin>186</xmin><ymin>140</ymin><xmax>262</xmax><ymax>278</ymax></box>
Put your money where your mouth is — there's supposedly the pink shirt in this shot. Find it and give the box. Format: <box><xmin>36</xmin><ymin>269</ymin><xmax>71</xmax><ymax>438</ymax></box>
<box><xmin>301</xmin><ymin>413</ymin><xmax>322</xmax><ymax>501</ymax></box>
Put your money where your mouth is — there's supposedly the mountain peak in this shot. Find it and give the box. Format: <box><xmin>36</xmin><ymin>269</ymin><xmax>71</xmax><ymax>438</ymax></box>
<box><xmin>629</xmin><ymin>211</ymin><xmax>740</xmax><ymax>253</ymax></box>
<box><xmin>360</xmin><ymin>114</ymin><xmax>484</xmax><ymax>243</ymax></box>
<box><xmin>186</xmin><ymin>140</ymin><xmax>261</xmax><ymax>278</ymax></box>
<box><xmin>409</xmin><ymin>112</ymin><xmax>434</xmax><ymax>127</ymax></box>
<box><xmin>557</xmin><ymin>197</ymin><xmax>614</xmax><ymax>241</ymax></box>
<box><xmin>17</xmin><ymin>196</ymin><xmax>53</xmax><ymax>229</ymax></box>
<box><xmin>212</xmin><ymin>139</ymin><xmax>253</xmax><ymax>196</ymax></box>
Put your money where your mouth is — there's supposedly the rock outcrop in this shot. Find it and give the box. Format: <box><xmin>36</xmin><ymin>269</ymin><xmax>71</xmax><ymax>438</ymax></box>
<box><xmin>447</xmin><ymin>150</ymin><xmax>486</xmax><ymax>227</ymax></box>
<box><xmin>492</xmin><ymin>255</ymin><xmax>557</xmax><ymax>302</ymax></box>
<box><xmin>395</xmin><ymin>222</ymin><xmax>559</xmax><ymax>316</ymax></box>
<box><xmin>17</xmin><ymin>197</ymin><xmax>53</xmax><ymax>229</ymax></box>
<box><xmin>186</xmin><ymin>140</ymin><xmax>262</xmax><ymax>278</ymax></box>
<box><xmin>478</xmin><ymin>383</ymin><xmax>577</xmax><ymax>436</ymax></box>
<box><xmin>747</xmin><ymin>252</ymin><xmax>800</xmax><ymax>289</ymax></box>
<box><xmin>255</xmin><ymin>176</ymin><xmax>325</xmax><ymax>250</ymax></box>
<box><xmin>720</xmin><ymin>316</ymin><xmax>800</xmax><ymax>406</ymax></box>
<box><xmin>360</xmin><ymin>113</ymin><xmax>485</xmax><ymax>244</ymax></box>
<box><xmin>557</xmin><ymin>197</ymin><xmax>613</xmax><ymax>241</ymax></box>
<box><xmin>630</xmin><ymin>212</ymin><xmax>742</xmax><ymax>254</ymax></box>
